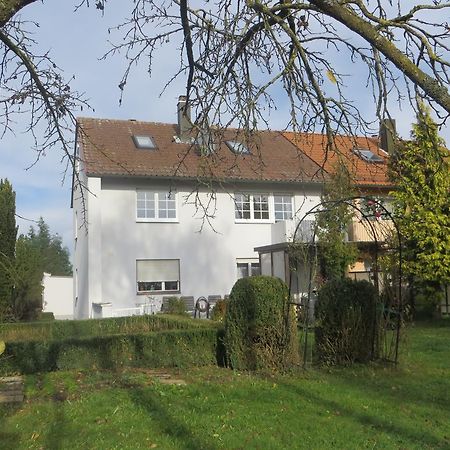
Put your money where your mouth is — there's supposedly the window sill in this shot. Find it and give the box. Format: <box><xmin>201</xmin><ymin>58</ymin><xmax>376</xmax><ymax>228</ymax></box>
<box><xmin>137</xmin><ymin>290</ymin><xmax>180</xmax><ymax>295</ymax></box>
<box><xmin>235</xmin><ymin>219</ymin><xmax>273</xmax><ymax>224</ymax></box>
<box><xmin>136</xmin><ymin>218</ymin><xmax>179</xmax><ymax>223</ymax></box>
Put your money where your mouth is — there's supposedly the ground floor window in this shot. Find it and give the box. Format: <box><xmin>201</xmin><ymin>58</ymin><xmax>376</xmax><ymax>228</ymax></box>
<box><xmin>236</xmin><ymin>258</ymin><xmax>261</xmax><ymax>279</ymax></box>
<box><xmin>136</xmin><ymin>259</ymin><xmax>180</xmax><ymax>293</ymax></box>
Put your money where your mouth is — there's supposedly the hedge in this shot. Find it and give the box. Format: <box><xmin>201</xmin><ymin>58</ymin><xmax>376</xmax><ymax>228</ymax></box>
<box><xmin>0</xmin><ymin>314</ymin><xmax>215</xmax><ymax>343</ymax></box>
<box><xmin>0</xmin><ymin>327</ymin><xmax>225</xmax><ymax>375</ymax></box>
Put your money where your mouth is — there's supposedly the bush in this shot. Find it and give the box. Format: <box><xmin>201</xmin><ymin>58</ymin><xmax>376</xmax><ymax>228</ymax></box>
<box><xmin>315</xmin><ymin>278</ymin><xmax>378</xmax><ymax>365</ymax></box>
<box><xmin>210</xmin><ymin>299</ymin><xmax>228</xmax><ymax>322</ymax></box>
<box><xmin>163</xmin><ymin>297</ymin><xmax>188</xmax><ymax>316</ymax></box>
<box><xmin>0</xmin><ymin>314</ymin><xmax>214</xmax><ymax>343</ymax></box>
<box><xmin>224</xmin><ymin>276</ymin><xmax>299</xmax><ymax>371</ymax></box>
<box><xmin>0</xmin><ymin>327</ymin><xmax>223</xmax><ymax>375</ymax></box>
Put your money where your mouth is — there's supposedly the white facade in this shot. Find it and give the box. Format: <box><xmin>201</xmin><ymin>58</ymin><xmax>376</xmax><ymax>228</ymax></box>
<box><xmin>73</xmin><ymin>174</ymin><xmax>321</xmax><ymax>319</ymax></box>
<box><xmin>42</xmin><ymin>273</ymin><xmax>74</xmax><ymax>320</ymax></box>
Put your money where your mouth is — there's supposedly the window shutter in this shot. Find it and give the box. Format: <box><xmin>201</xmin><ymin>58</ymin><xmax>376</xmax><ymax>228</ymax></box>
<box><xmin>137</xmin><ymin>260</ymin><xmax>179</xmax><ymax>281</ymax></box>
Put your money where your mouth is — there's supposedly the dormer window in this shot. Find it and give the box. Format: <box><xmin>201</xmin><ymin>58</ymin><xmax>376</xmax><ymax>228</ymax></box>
<box><xmin>353</xmin><ymin>148</ymin><xmax>384</xmax><ymax>163</ymax></box>
<box><xmin>226</xmin><ymin>140</ymin><xmax>251</xmax><ymax>155</ymax></box>
<box><xmin>132</xmin><ymin>135</ymin><xmax>156</xmax><ymax>149</ymax></box>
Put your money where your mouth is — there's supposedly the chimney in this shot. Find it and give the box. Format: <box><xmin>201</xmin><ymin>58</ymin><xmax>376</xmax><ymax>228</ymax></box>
<box><xmin>380</xmin><ymin>119</ymin><xmax>396</xmax><ymax>154</ymax></box>
<box><xmin>177</xmin><ymin>95</ymin><xmax>191</xmax><ymax>142</ymax></box>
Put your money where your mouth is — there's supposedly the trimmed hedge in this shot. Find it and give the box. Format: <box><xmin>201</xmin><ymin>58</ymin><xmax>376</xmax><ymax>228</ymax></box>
<box><xmin>0</xmin><ymin>327</ymin><xmax>225</xmax><ymax>375</ymax></box>
<box><xmin>224</xmin><ymin>276</ymin><xmax>299</xmax><ymax>371</ymax></box>
<box><xmin>0</xmin><ymin>314</ymin><xmax>215</xmax><ymax>343</ymax></box>
<box><xmin>315</xmin><ymin>278</ymin><xmax>378</xmax><ymax>365</ymax></box>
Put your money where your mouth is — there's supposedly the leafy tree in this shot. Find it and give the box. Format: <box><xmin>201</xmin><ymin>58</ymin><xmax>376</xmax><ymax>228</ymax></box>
<box><xmin>26</xmin><ymin>218</ymin><xmax>72</xmax><ymax>276</ymax></box>
<box><xmin>390</xmin><ymin>104</ymin><xmax>450</xmax><ymax>304</ymax></box>
<box><xmin>0</xmin><ymin>178</ymin><xmax>18</xmax><ymax>319</ymax></box>
<box><xmin>317</xmin><ymin>164</ymin><xmax>358</xmax><ymax>281</ymax></box>
<box><xmin>1</xmin><ymin>1</ymin><xmax>450</xmax><ymax>165</ymax></box>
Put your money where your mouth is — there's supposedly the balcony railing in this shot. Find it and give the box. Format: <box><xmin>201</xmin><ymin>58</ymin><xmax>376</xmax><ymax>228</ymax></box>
<box><xmin>271</xmin><ymin>218</ymin><xmax>394</xmax><ymax>245</ymax></box>
<box><xmin>348</xmin><ymin>219</ymin><xmax>394</xmax><ymax>243</ymax></box>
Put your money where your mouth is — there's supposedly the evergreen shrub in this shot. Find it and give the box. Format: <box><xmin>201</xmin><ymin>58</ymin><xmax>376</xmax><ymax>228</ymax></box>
<box><xmin>315</xmin><ymin>278</ymin><xmax>378</xmax><ymax>365</ymax></box>
<box><xmin>0</xmin><ymin>327</ymin><xmax>222</xmax><ymax>375</ymax></box>
<box><xmin>224</xmin><ymin>276</ymin><xmax>299</xmax><ymax>371</ymax></box>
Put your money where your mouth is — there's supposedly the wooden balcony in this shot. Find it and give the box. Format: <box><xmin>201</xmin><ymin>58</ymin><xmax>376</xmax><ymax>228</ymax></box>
<box><xmin>348</xmin><ymin>219</ymin><xmax>394</xmax><ymax>243</ymax></box>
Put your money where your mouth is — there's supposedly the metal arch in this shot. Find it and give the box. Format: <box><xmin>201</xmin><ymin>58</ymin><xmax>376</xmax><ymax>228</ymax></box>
<box><xmin>287</xmin><ymin>196</ymin><xmax>403</xmax><ymax>367</ymax></box>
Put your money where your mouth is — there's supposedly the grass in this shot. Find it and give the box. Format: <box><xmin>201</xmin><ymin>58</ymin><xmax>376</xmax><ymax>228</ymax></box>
<box><xmin>1</xmin><ymin>321</ymin><xmax>449</xmax><ymax>449</ymax></box>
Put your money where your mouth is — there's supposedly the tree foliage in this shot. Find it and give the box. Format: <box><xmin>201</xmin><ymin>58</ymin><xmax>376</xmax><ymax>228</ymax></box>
<box><xmin>2</xmin><ymin>1</ymin><xmax>450</xmax><ymax>164</ymax></box>
<box><xmin>316</xmin><ymin>164</ymin><xmax>358</xmax><ymax>281</ymax></box>
<box><xmin>25</xmin><ymin>218</ymin><xmax>72</xmax><ymax>276</ymax></box>
<box><xmin>390</xmin><ymin>105</ymin><xmax>450</xmax><ymax>292</ymax></box>
<box><xmin>0</xmin><ymin>178</ymin><xmax>18</xmax><ymax>319</ymax></box>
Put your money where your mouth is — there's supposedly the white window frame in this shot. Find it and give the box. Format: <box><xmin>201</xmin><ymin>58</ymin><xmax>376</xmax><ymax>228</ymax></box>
<box><xmin>236</xmin><ymin>258</ymin><xmax>261</xmax><ymax>279</ymax></box>
<box><xmin>234</xmin><ymin>192</ymin><xmax>272</xmax><ymax>223</ymax></box>
<box><xmin>274</xmin><ymin>194</ymin><xmax>294</xmax><ymax>221</ymax></box>
<box><xmin>136</xmin><ymin>259</ymin><xmax>180</xmax><ymax>294</ymax></box>
<box><xmin>136</xmin><ymin>190</ymin><xmax>178</xmax><ymax>223</ymax></box>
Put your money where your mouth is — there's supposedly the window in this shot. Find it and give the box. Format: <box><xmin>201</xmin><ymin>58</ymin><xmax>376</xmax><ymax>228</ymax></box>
<box><xmin>137</xmin><ymin>190</ymin><xmax>177</xmax><ymax>221</ymax></box>
<box><xmin>236</xmin><ymin>259</ymin><xmax>261</xmax><ymax>279</ymax></box>
<box><xmin>132</xmin><ymin>135</ymin><xmax>156</xmax><ymax>149</ymax></box>
<box><xmin>274</xmin><ymin>195</ymin><xmax>293</xmax><ymax>220</ymax></box>
<box><xmin>235</xmin><ymin>193</ymin><xmax>269</xmax><ymax>221</ymax></box>
<box><xmin>226</xmin><ymin>140</ymin><xmax>251</xmax><ymax>155</ymax></box>
<box><xmin>353</xmin><ymin>148</ymin><xmax>384</xmax><ymax>163</ymax></box>
<box><xmin>136</xmin><ymin>259</ymin><xmax>180</xmax><ymax>293</ymax></box>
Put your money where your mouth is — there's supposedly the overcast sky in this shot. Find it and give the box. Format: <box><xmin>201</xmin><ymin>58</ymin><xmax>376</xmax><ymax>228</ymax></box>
<box><xmin>0</xmin><ymin>1</ymin><xmax>448</xmax><ymax>259</ymax></box>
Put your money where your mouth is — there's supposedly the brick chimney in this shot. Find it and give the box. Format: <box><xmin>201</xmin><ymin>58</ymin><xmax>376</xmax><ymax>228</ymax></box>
<box><xmin>380</xmin><ymin>119</ymin><xmax>396</xmax><ymax>154</ymax></box>
<box><xmin>177</xmin><ymin>96</ymin><xmax>191</xmax><ymax>142</ymax></box>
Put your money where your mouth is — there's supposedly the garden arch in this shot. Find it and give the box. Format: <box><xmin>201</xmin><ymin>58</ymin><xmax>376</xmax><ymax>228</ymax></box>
<box><xmin>287</xmin><ymin>196</ymin><xmax>403</xmax><ymax>367</ymax></box>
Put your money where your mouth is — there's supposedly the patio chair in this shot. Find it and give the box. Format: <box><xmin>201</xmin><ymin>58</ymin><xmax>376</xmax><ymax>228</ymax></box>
<box><xmin>180</xmin><ymin>296</ymin><xmax>195</xmax><ymax>315</ymax></box>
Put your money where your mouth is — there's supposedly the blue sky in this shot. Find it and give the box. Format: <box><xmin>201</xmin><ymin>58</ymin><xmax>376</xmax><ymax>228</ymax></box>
<box><xmin>0</xmin><ymin>1</ymin><xmax>448</xmax><ymax>258</ymax></box>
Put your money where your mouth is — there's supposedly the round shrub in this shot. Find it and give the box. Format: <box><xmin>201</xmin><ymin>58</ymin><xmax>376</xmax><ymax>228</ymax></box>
<box><xmin>315</xmin><ymin>278</ymin><xmax>378</xmax><ymax>365</ymax></box>
<box><xmin>224</xmin><ymin>276</ymin><xmax>299</xmax><ymax>371</ymax></box>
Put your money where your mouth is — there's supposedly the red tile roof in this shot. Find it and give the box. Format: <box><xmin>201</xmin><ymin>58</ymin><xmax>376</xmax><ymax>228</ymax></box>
<box><xmin>282</xmin><ymin>132</ymin><xmax>392</xmax><ymax>187</ymax></box>
<box><xmin>77</xmin><ymin>117</ymin><xmax>391</xmax><ymax>188</ymax></box>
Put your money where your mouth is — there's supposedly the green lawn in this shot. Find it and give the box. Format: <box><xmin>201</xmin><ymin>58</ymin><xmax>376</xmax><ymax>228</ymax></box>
<box><xmin>1</xmin><ymin>322</ymin><xmax>449</xmax><ymax>449</ymax></box>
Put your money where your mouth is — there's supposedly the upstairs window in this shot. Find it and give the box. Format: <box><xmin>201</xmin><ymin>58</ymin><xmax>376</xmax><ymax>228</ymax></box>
<box><xmin>235</xmin><ymin>193</ymin><xmax>269</xmax><ymax>221</ymax></box>
<box><xmin>274</xmin><ymin>195</ymin><xmax>293</xmax><ymax>220</ymax></box>
<box><xmin>132</xmin><ymin>135</ymin><xmax>156</xmax><ymax>149</ymax></box>
<box><xmin>137</xmin><ymin>190</ymin><xmax>177</xmax><ymax>221</ymax></box>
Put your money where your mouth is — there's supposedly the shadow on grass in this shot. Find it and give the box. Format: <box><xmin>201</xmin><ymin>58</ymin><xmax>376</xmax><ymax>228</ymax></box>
<box><xmin>278</xmin><ymin>379</ymin><xmax>446</xmax><ymax>448</ymax></box>
<box><xmin>125</xmin><ymin>383</ymin><xmax>218</xmax><ymax>450</ymax></box>
<box><xmin>0</xmin><ymin>407</ymin><xmax>20</xmax><ymax>449</ymax></box>
<box><xmin>330</xmin><ymin>367</ymin><xmax>450</xmax><ymax>414</ymax></box>
<box><xmin>44</xmin><ymin>400</ymin><xmax>67</xmax><ymax>450</ymax></box>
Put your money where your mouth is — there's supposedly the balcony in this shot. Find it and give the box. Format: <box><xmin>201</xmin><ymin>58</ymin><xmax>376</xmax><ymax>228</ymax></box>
<box><xmin>348</xmin><ymin>219</ymin><xmax>395</xmax><ymax>243</ymax></box>
<box><xmin>270</xmin><ymin>218</ymin><xmax>394</xmax><ymax>245</ymax></box>
<box><xmin>271</xmin><ymin>219</ymin><xmax>316</xmax><ymax>244</ymax></box>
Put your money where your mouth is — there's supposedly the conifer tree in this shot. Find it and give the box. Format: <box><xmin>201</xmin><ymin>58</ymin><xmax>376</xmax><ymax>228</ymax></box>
<box><xmin>390</xmin><ymin>105</ymin><xmax>450</xmax><ymax>303</ymax></box>
<box><xmin>0</xmin><ymin>179</ymin><xmax>18</xmax><ymax>319</ymax></box>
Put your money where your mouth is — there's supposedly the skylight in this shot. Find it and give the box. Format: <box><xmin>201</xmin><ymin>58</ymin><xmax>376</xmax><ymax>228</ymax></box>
<box><xmin>226</xmin><ymin>140</ymin><xmax>251</xmax><ymax>155</ymax></box>
<box><xmin>353</xmin><ymin>148</ymin><xmax>384</xmax><ymax>163</ymax></box>
<box><xmin>132</xmin><ymin>135</ymin><xmax>156</xmax><ymax>149</ymax></box>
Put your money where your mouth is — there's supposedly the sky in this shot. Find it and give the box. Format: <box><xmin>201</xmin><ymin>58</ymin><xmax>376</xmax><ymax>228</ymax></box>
<box><xmin>0</xmin><ymin>1</ymin><xmax>448</xmax><ymax>259</ymax></box>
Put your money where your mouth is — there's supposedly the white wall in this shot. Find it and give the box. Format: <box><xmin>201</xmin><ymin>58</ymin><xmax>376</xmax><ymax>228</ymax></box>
<box><xmin>42</xmin><ymin>273</ymin><xmax>74</xmax><ymax>319</ymax></box>
<box><xmin>74</xmin><ymin>175</ymin><xmax>322</xmax><ymax>318</ymax></box>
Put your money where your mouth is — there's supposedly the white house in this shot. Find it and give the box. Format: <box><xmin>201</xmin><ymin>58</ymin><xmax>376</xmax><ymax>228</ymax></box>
<box><xmin>42</xmin><ymin>273</ymin><xmax>74</xmax><ymax>320</ymax></box>
<box><xmin>72</xmin><ymin>97</ymin><xmax>393</xmax><ymax>319</ymax></box>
